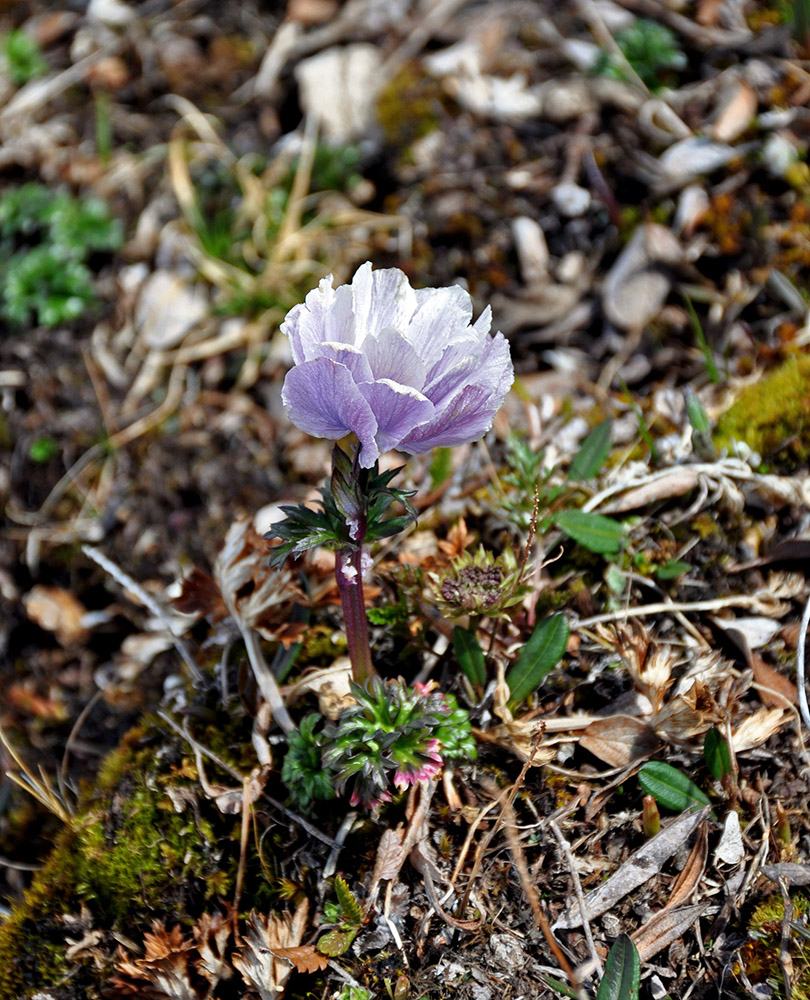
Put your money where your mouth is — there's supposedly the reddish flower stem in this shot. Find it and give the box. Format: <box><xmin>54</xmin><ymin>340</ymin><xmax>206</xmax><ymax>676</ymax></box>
<box><xmin>335</xmin><ymin>544</ymin><xmax>376</xmax><ymax>683</ymax></box>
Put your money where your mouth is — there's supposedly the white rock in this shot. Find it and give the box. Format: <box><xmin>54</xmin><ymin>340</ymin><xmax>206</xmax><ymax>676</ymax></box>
<box><xmin>134</xmin><ymin>270</ymin><xmax>208</xmax><ymax>350</ymax></box>
<box><xmin>451</xmin><ymin>71</ymin><xmax>542</xmax><ymax>120</ymax></box>
<box><xmin>512</xmin><ymin>216</ymin><xmax>548</xmax><ymax>284</ymax></box>
<box><xmin>762</xmin><ymin>132</ymin><xmax>799</xmax><ymax>178</ymax></box>
<box><xmin>295</xmin><ymin>44</ymin><xmax>383</xmax><ymax>144</ymax></box>
<box><xmin>658</xmin><ymin>137</ymin><xmax>748</xmax><ymax>184</ymax></box>
<box><xmin>602</xmin><ymin>223</ymin><xmax>682</xmax><ymax>330</ymax></box>
<box><xmin>551</xmin><ymin>181</ymin><xmax>591</xmax><ymax>217</ymax></box>
<box><xmin>87</xmin><ymin>0</ymin><xmax>135</xmax><ymax>28</ymax></box>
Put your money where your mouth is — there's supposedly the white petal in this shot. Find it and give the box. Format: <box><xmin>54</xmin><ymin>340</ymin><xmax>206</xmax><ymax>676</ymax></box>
<box><xmin>404</xmin><ymin>285</ymin><xmax>475</xmax><ymax>362</ymax></box>
<box><xmin>281</xmin><ymin>276</ymin><xmax>356</xmax><ymax>363</ymax></box>
<box><xmin>363</xmin><ymin>327</ymin><xmax>427</xmax><ymax>387</ymax></box>
<box><xmin>351</xmin><ymin>264</ymin><xmax>417</xmax><ymax>344</ymax></box>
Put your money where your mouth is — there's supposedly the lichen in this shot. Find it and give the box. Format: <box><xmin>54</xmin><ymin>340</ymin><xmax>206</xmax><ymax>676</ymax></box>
<box><xmin>714</xmin><ymin>353</ymin><xmax>810</xmax><ymax>467</ymax></box>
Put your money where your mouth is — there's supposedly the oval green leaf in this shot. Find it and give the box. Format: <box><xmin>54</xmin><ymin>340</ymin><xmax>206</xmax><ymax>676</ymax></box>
<box><xmin>703</xmin><ymin>727</ymin><xmax>732</xmax><ymax>781</ymax></box>
<box><xmin>506</xmin><ymin>613</ymin><xmax>569</xmax><ymax>708</ymax></box>
<box><xmin>639</xmin><ymin>761</ymin><xmax>710</xmax><ymax>812</ymax></box>
<box><xmin>555</xmin><ymin>509</ymin><xmax>625</xmax><ymax>556</ymax></box>
<box><xmin>568</xmin><ymin>419</ymin><xmax>613</xmax><ymax>481</ymax></box>
<box><xmin>596</xmin><ymin>933</ymin><xmax>640</xmax><ymax>1000</ymax></box>
<box><xmin>453</xmin><ymin>626</ymin><xmax>486</xmax><ymax>689</ymax></box>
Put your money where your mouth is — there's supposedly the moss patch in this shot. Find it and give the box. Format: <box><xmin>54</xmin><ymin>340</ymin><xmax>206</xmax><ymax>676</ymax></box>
<box><xmin>0</xmin><ymin>714</ymin><xmax>249</xmax><ymax>998</ymax></box>
<box><xmin>714</xmin><ymin>353</ymin><xmax>810</xmax><ymax>466</ymax></box>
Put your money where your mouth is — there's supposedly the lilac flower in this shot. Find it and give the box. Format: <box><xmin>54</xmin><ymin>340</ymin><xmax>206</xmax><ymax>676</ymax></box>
<box><xmin>281</xmin><ymin>262</ymin><xmax>514</xmax><ymax>467</ymax></box>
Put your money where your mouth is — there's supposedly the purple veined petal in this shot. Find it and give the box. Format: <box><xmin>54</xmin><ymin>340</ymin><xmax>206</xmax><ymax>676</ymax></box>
<box><xmin>351</xmin><ymin>263</ymin><xmax>417</xmax><ymax>344</ymax></box>
<box><xmin>282</xmin><ymin>276</ymin><xmax>356</xmax><ymax>364</ymax></box>
<box><xmin>404</xmin><ymin>285</ymin><xmax>475</xmax><ymax>362</ymax></box>
<box><xmin>311</xmin><ymin>341</ymin><xmax>374</xmax><ymax>383</ymax></box>
<box><xmin>358</xmin><ymin>379</ymin><xmax>434</xmax><ymax>454</ymax></box>
<box><xmin>281</xmin><ymin>357</ymin><xmax>380</xmax><ymax>466</ymax></box>
<box><xmin>397</xmin><ymin>383</ymin><xmax>502</xmax><ymax>454</ymax></box>
<box><xmin>363</xmin><ymin>327</ymin><xmax>427</xmax><ymax>388</ymax></box>
<box><xmin>422</xmin><ymin>352</ymin><xmax>481</xmax><ymax>410</ymax></box>
<box><xmin>423</xmin><ymin>331</ymin><xmax>513</xmax><ymax>410</ymax></box>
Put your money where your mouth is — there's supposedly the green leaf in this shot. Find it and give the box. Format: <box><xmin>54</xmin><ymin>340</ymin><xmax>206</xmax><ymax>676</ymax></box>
<box><xmin>316</xmin><ymin>928</ymin><xmax>357</xmax><ymax>957</ymax></box>
<box><xmin>703</xmin><ymin>727</ymin><xmax>732</xmax><ymax>781</ymax></box>
<box><xmin>452</xmin><ymin>626</ymin><xmax>486</xmax><ymax>688</ymax></box>
<box><xmin>555</xmin><ymin>509</ymin><xmax>625</xmax><ymax>556</ymax></box>
<box><xmin>335</xmin><ymin>875</ymin><xmax>363</xmax><ymax>926</ymax></box>
<box><xmin>506</xmin><ymin>613</ymin><xmax>569</xmax><ymax>708</ymax></box>
<box><xmin>655</xmin><ymin>559</ymin><xmax>691</xmax><ymax>580</ymax></box>
<box><xmin>568</xmin><ymin>419</ymin><xmax>613</xmax><ymax>480</ymax></box>
<box><xmin>429</xmin><ymin>446</ymin><xmax>453</xmax><ymax>489</ymax></box>
<box><xmin>639</xmin><ymin>761</ymin><xmax>711</xmax><ymax>812</ymax></box>
<box><xmin>29</xmin><ymin>436</ymin><xmax>58</xmax><ymax>463</ymax></box>
<box><xmin>684</xmin><ymin>386</ymin><xmax>711</xmax><ymax>436</ymax></box>
<box><xmin>596</xmin><ymin>934</ymin><xmax>640</xmax><ymax>1000</ymax></box>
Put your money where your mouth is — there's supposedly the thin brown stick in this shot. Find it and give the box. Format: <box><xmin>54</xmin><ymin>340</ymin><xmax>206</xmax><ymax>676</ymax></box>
<box><xmin>232</xmin><ymin>776</ymin><xmax>252</xmax><ymax>941</ymax></box>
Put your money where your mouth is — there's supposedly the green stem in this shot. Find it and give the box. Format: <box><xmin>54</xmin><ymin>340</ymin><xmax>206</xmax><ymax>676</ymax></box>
<box><xmin>336</xmin><ymin>544</ymin><xmax>376</xmax><ymax>683</ymax></box>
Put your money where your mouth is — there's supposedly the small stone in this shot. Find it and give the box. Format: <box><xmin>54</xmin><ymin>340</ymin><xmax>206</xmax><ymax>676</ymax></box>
<box><xmin>550</xmin><ymin>182</ymin><xmax>591</xmax><ymax>217</ymax></box>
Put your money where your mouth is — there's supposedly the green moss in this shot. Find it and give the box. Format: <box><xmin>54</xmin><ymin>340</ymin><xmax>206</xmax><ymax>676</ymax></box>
<box><xmin>714</xmin><ymin>353</ymin><xmax>810</xmax><ymax>466</ymax></box>
<box><xmin>301</xmin><ymin>624</ymin><xmax>347</xmax><ymax>663</ymax></box>
<box><xmin>376</xmin><ymin>63</ymin><xmax>446</xmax><ymax>156</ymax></box>
<box><xmin>0</xmin><ymin>716</ymin><xmax>248</xmax><ymax>998</ymax></box>
<box><xmin>741</xmin><ymin>891</ymin><xmax>810</xmax><ymax>998</ymax></box>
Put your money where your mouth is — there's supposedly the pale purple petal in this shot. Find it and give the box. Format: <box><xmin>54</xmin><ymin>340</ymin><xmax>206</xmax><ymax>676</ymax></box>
<box><xmin>358</xmin><ymin>380</ymin><xmax>434</xmax><ymax>453</ymax></box>
<box><xmin>280</xmin><ymin>263</ymin><xmax>513</xmax><ymax>460</ymax></box>
<box><xmin>397</xmin><ymin>384</ymin><xmax>501</xmax><ymax>453</ymax></box>
<box><xmin>282</xmin><ymin>277</ymin><xmax>356</xmax><ymax>364</ymax></box>
<box><xmin>282</xmin><ymin>358</ymin><xmax>379</xmax><ymax>465</ymax></box>
<box><xmin>423</xmin><ymin>331</ymin><xmax>512</xmax><ymax>411</ymax></box>
<box><xmin>405</xmin><ymin>285</ymin><xmax>474</xmax><ymax>362</ymax></box>
<box><xmin>351</xmin><ymin>263</ymin><xmax>417</xmax><ymax>343</ymax></box>
<box><xmin>364</xmin><ymin>327</ymin><xmax>427</xmax><ymax>387</ymax></box>
<box><xmin>311</xmin><ymin>342</ymin><xmax>373</xmax><ymax>383</ymax></box>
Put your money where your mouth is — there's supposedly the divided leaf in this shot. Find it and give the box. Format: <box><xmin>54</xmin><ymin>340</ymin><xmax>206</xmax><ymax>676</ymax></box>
<box><xmin>506</xmin><ymin>613</ymin><xmax>569</xmax><ymax>708</ymax></box>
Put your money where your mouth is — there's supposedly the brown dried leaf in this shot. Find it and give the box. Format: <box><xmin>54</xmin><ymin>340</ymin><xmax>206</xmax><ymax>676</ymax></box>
<box><xmin>271</xmin><ymin>945</ymin><xmax>329</xmax><ymax>974</ymax></box>
<box><xmin>578</xmin><ymin>715</ymin><xmax>660</xmax><ymax>768</ymax></box>
<box><xmin>23</xmin><ymin>585</ymin><xmax>89</xmax><ymax>646</ymax></box>
<box><xmin>732</xmin><ymin>707</ymin><xmax>789</xmax><ymax>752</ymax></box>
<box><xmin>215</xmin><ymin>518</ymin><xmax>303</xmax><ymax>633</ymax></box>
<box><xmin>232</xmin><ymin>900</ymin><xmax>309</xmax><ymax>999</ymax></box>
<box><xmin>667</xmin><ymin>821</ymin><xmax>708</xmax><ymax>908</ymax></box>
<box><xmin>172</xmin><ymin>568</ymin><xmax>227</xmax><ymax>621</ymax></box>
<box><xmin>711</xmin><ymin>80</ymin><xmax>757</xmax><ymax>143</ymax></box>
<box><xmin>751</xmin><ymin>654</ymin><xmax>798</xmax><ymax>709</ymax></box>
<box><xmin>631</xmin><ymin>902</ymin><xmax>708</xmax><ymax>962</ymax></box>
<box><xmin>601</xmin><ymin>467</ymin><xmax>701</xmax><ymax>514</ymax></box>
<box><xmin>193</xmin><ymin>910</ymin><xmax>233</xmax><ymax>986</ymax></box>
<box><xmin>368</xmin><ymin>826</ymin><xmax>406</xmax><ymax>900</ymax></box>
<box><xmin>554</xmin><ymin>807</ymin><xmax>710</xmax><ymax>930</ymax></box>
<box><xmin>110</xmin><ymin>923</ymin><xmax>198</xmax><ymax>1000</ymax></box>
